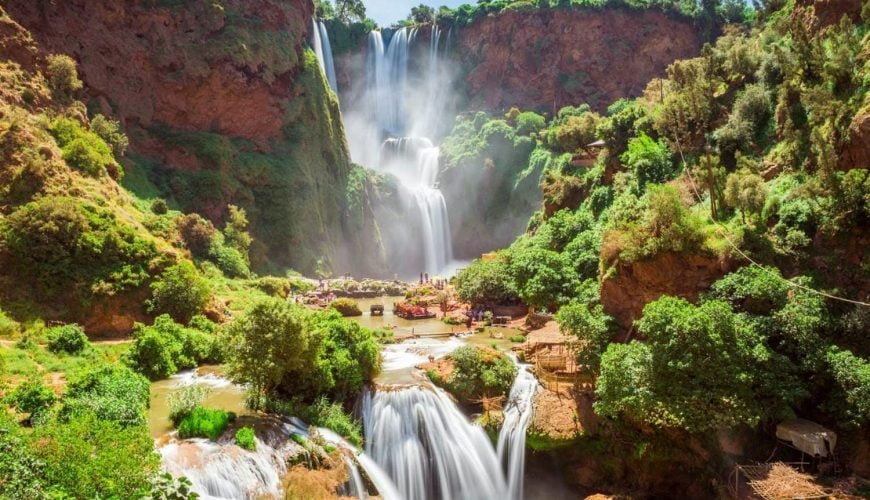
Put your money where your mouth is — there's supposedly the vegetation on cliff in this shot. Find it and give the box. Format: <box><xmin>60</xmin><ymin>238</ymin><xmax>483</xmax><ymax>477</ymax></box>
<box><xmin>455</xmin><ymin>0</ymin><xmax>869</xmax><ymax>470</ymax></box>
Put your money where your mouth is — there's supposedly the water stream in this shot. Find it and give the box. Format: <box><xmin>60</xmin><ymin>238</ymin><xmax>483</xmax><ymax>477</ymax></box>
<box><xmin>311</xmin><ymin>19</ymin><xmax>338</xmax><ymax>92</ymax></box>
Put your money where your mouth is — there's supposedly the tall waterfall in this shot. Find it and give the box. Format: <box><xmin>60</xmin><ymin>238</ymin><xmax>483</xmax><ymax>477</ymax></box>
<box><xmin>362</xmin><ymin>386</ymin><xmax>509</xmax><ymax>500</ymax></box>
<box><xmin>311</xmin><ymin>19</ymin><xmax>338</xmax><ymax>92</ymax></box>
<box><xmin>348</xmin><ymin>27</ymin><xmax>453</xmax><ymax>276</ymax></box>
<box><xmin>497</xmin><ymin>364</ymin><xmax>541</xmax><ymax>500</ymax></box>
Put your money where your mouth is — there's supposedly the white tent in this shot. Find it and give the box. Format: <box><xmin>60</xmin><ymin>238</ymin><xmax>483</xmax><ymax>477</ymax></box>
<box><xmin>775</xmin><ymin>419</ymin><xmax>837</xmax><ymax>457</ymax></box>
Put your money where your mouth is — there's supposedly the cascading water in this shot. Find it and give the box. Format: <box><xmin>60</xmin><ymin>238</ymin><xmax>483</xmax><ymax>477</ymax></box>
<box><xmin>496</xmin><ymin>364</ymin><xmax>541</xmax><ymax>500</ymax></box>
<box><xmin>362</xmin><ymin>386</ymin><xmax>509</xmax><ymax>500</ymax></box>
<box><xmin>311</xmin><ymin>19</ymin><xmax>338</xmax><ymax>92</ymax></box>
<box><xmin>347</xmin><ymin>27</ymin><xmax>454</xmax><ymax>276</ymax></box>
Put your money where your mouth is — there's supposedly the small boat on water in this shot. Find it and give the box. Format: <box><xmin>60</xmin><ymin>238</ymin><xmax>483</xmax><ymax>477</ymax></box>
<box><xmin>393</xmin><ymin>302</ymin><xmax>436</xmax><ymax>320</ymax></box>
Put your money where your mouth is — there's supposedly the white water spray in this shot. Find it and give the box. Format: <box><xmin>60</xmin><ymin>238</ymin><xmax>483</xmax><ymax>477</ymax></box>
<box><xmin>311</xmin><ymin>19</ymin><xmax>338</xmax><ymax>92</ymax></box>
<box><xmin>497</xmin><ymin>363</ymin><xmax>540</xmax><ymax>500</ymax></box>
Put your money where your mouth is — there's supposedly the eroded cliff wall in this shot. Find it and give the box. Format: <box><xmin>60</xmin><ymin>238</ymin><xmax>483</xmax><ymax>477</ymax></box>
<box><xmin>4</xmin><ymin>0</ymin><xmax>386</xmax><ymax>276</ymax></box>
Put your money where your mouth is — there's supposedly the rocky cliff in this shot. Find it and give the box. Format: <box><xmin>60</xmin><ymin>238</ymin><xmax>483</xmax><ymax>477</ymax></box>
<box><xmin>454</xmin><ymin>8</ymin><xmax>703</xmax><ymax>113</ymax></box>
<box><xmin>3</xmin><ymin>0</ymin><xmax>386</xmax><ymax>276</ymax></box>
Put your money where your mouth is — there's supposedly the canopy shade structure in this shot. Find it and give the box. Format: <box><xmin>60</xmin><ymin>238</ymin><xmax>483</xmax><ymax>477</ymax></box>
<box><xmin>775</xmin><ymin>419</ymin><xmax>837</xmax><ymax>457</ymax></box>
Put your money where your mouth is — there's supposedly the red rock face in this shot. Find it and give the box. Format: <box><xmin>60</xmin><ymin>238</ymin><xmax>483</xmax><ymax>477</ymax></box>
<box><xmin>840</xmin><ymin>107</ymin><xmax>870</xmax><ymax>171</ymax></box>
<box><xmin>3</xmin><ymin>0</ymin><xmax>313</xmax><ymax>148</ymax></box>
<box><xmin>455</xmin><ymin>8</ymin><xmax>703</xmax><ymax>113</ymax></box>
<box><xmin>600</xmin><ymin>252</ymin><xmax>734</xmax><ymax>328</ymax></box>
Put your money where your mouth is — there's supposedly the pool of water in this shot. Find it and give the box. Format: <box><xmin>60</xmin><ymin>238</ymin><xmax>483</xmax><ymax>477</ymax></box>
<box><xmin>147</xmin><ymin>366</ymin><xmax>249</xmax><ymax>438</ymax></box>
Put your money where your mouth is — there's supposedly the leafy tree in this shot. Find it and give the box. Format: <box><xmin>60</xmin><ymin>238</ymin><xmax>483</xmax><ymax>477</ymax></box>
<box><xmin>706</xmin><ymin>265</ymin><xmax>788</xmax><ymax>315</ymax></box>
<box><xmin>176</xmin><ymin>213</ymin><xmax>217</xmax><ymax>258</ymax></box>
<box><xmin>595</xmin><ymin>297</ymin><xmax>803</xmax><ymax>432</ymax></box>
<box><xmin>725</xmin><ymin>168</ymin><xmax>768</xmax><ymax>223</ymax></box>
<box><xmin>506</xmin><ymin>239</ymin><xmax>576</xmax><ymax>310</ymax></box>
<box><xmin>620</xmin><ymin>133</ymin><xmax>675</xmax><ymax>192</ymax></box>
<box><xmin>454</xmin><ymin>256</ymin><xmax>517</xmax><ymax>305</ymax></box>
<box><xmin>46</xmin><ymin>54</ymin><xmax>82</xmax><ymax>101</ymax></box>
<box><xmin>551</xmin><ymin>112</ymin><xmax>601</xmax><ymax>153</ymax></box>
<box><xmin>223</xmin><ymin>204</ymin><xmax>252</xmax><ymax>262</ymax></box>
<box><xmin>408</xmin><ymin>4</ymin><xmax>435</xmax><ymax>23</ymax></box>
<box><xmin>60</xmin><ymin>364</ymin><xmax>150</xmax><ymax>426</ymax></box>
<box><xmin>126</xmin><ymin>314</ymin><xmax>218</xmax><ymax>380</ymax></box>
<box><xmin>90</xmin><ymin>114</ymin><xmax>129</xmax><ymax>156</ymax></box>
<box><xmin>515</xmin><ymin>111</ymin><xmax>546</xmax><ymax>136</ymax></box>
<box><xmin>334</xmin><ymin>0</ymin><xmax>366</xmax><ymax>23</ymax></box>
<box><xmin>824</xmin><ymin>348</ymin><xmax>870</xmax><ymax>427</ymax></box>
<box><xmin>329</xmin><ymin>297</ymin><xmax>362</xmax><ymax>317</ymax></box>
<box><xmin>147</xmin><ymin>262</ymin><xmax>212</xmax><ymax>324</ymax></box>
<box><xmin>440</xmin><ymin>346</ymin><xmax>517</xmax><ymax>403</ymax></box>
<box><xmin>46</xmin><ymin>324</ymin><xmax>89</xmax><ymax>355</ymax></box>
<box><xmin>225</xmin><ymin>298</ymin><xmax>311</xmax><ymax>410</ymax></box>
<box><xmin>557</xmin><ymin>302</ymin><xmax>612</xmax><ymax>372</ymax></box>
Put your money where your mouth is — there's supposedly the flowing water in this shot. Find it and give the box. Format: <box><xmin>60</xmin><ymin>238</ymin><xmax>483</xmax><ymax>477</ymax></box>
<box><xmin>345</xmin><ymin>27</ymin><xmax>455</xmax><ymax>276</ymax></box>
<box><xmin>497</xmin><ymin>363</ymin><xmax>541</xmax><ymax>500</ymax></box>
<box><xmin>311</xmin><ymin>19</ymin><xmax>338</xmax><ymax>92</ymax></box>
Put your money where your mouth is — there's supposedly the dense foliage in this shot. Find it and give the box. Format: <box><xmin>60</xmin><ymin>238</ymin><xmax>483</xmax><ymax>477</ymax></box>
<box><xmin>46</xmin><ymin>324</ymin><xmax>89</xmax><ymax>355</ymax></box>
<box><xmin>430</xmin><ymin>346</ymin><xmax>517</xmax><ymax>404</ymax></box>
<box><xmin>225</xmin><ymin>298</ymin><xmax>380</xmax><ymax>409</ymax></box>
<box><xmin>126</xmin><ymin>314</ymin><xmax>220</xmax><ymax>380</ymax></box>
<box><xmin>147</xmin><ymin>262</ymin><xmax>213</xmax><ymax>324</ymax></box>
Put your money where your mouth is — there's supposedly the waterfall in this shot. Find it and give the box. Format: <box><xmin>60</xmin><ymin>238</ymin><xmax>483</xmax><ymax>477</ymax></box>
<box><xmin>362</xmin><ymin>386</ymin><xmax>509</xmax><ymax>500</ymax></box>
<box><xmin>496</xmin><ymin>364</ymin><xmax>540</xmax><ymax>500</ymax></box>
<box><xmin>311</xmin><ymin>19</ymin><xmax>338</xmax><ymax>93</ymax></box>
<box><xmin>160</xmin><ymin>436</ymin><xmax>288</xmax><ymax>499</ymax></box>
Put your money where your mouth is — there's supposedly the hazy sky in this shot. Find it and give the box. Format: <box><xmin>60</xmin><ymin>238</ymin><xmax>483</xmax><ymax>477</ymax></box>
<box><xmin>365</xmin><ymin>1</ymin><xmax>467</xmax><ymax>27</ymax></box>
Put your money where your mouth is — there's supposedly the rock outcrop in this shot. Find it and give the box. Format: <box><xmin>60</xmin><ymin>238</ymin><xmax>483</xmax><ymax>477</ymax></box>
<box><xmin>454</xmin><ymin>8</ymin><xmax>703</xmax><ymax>113</ymax></box>
<box><xmin>3</xmin><ymin>0</ymin><xmax>387</xmax><ymax>276</ymax></box>
<box><xmin>600</xmin><ymin>252</ymin><xmax>734</xmax><ymax>328</ymax></box>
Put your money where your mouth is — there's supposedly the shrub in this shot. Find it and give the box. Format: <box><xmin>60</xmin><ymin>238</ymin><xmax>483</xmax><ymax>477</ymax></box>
<box><xmin>46</xmin><ymin>54</ymin><xmax>82</xmax><ymax>100</ymax></box>
<box><xmin>725</xmin><ymin>169</ymin><xmax>768</xmax><ymax>223</ymax></box>
<box><xmin>60</xmin><ymin>364</ymin><xmax>150</xmax><ymax>427</ymax></box>
<box><xmin>235</xmin><ymin>427</ymin><xmax>256</xmax><ymax>450</ymax></box>
<box><xmin>824</xmin><ymin>348</ymin><xmax>870</xmax><ymax>428</ymax></box>
<box><xmin>443</xmin><ymin>346</ymin><xmax>517</xmax><ymax>403</ymax></box>
<box><xmin>620</xmin><ymin>133</ymin><xmax>675</xmax><ymax>192</ymax></box>
<box><xmin>168</xmin><ymin>385</ymin><xmax>209</xmax><ymax>426</ymax></box>
<box><xmin>254</xmin><ymin>277</ymin><xmax>293</xmax><ymax>298</ymax></box>
<box><xmin>46</xmin><ymin>324</ymin><xmax>89</xmax><ymax>355</ymax></box>
<box><xmin>454</xmin><ymin>256</ymin><xmax>517</xmax><ymax>305</ymax></box>
<box><xmin>6</xmin><ymin>377</ymin><xmax>56</xmax><ymax>421</ymax></box>
<box><xmin>329</xmin><ymin>298</ymin><xmax>362</xmax><ymax>317</ymax></box>
<box><xmin>176</xmin><ymin>213</ymin><xmax>217</xmax><ymax>258</ymax></box>
<box><xmin>556</xmin><ymin>302</ymin><xmax>612</xmax><ymax>371</ymax></box>
<box><xmin>49</xmin><ymin>117</ymin><xmax>120</xmax><ymax>178</ymax></box>
<box><xmin>706</xmin><ymin>265</ymin><xmax>788</xmax><ymax>315</ymax></box>
<box><xmin>147</xmin><ymin>262</ymin><xmax>212</xmax><ymax>324</ymax></box>
<box><xmin>551</xmin><ymin>112</ymin><xmax>601</xmax><ymax>153</ymax></box>
<box><xmin>150</xmin><ymin>198</ymin><xmax>168</xmax><ymax>215</ymax></box>
<box><xmin>126</xmin><ymin>314</ymin><xmax>218</xmax><ymax>380</ymax></box>
<box><xmin>515</xmin><ymin>111</ymin><xmax>546</xmax><ymax>136</ymax></box>
<box><xmin>208</xmin><ymin>236</ymin><xmax>251</xmax><ymax>278</ymax></box>
<box><xmin>29</xmin><ymin>414</ymin><xmax>159</xmax><ymax>498</ymax></box>
<box><xmin>0</xmin><ymin>309</ymin><xmax>20</xmax><ymax>337</ymax></box>
<box><xmin>509</xmin><ymin>335</ymin><xmax>525</xmax><ymax>343</ymax></box>
<box><xmin>89</xmin><ymin>114</ymin><xmax>129</xmax><ymax>156</ymax></box>
<box><xmin>177</xmin><ymin>407</ymin><xmax>232</xmax><ymax>440</ymax></box>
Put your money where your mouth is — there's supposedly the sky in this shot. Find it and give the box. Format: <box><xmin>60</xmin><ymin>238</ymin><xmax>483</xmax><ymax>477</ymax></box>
<box><xmin>364</xmin><ymin>0</ymin><xmax>467</xmax><ymax>27</ymax></box>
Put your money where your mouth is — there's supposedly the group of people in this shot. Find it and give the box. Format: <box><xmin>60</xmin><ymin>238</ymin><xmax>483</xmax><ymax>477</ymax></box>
<box><xmin>418</xmin><ymin>272</ymin><xmax>447</xmax><ymax>290</ymax></box>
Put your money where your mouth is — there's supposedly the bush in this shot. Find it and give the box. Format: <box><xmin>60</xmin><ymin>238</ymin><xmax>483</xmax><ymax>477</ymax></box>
<box><xmin>150</xmin><ymin>198</ymin><xmax>168</xmax><ymax>215</ymax></box>
<box><xmin>235</xmin><ymin>427</ymin><xmax>256</xmax><ymax>450</ymax></box>
<box><xmin>60</xmin><ymin>365</ymin><xmax>150</xmax><ymax>427</ymax></box>
<box><xmin>515</xmin><ymin>111</ymin><xmax>546</xmax><ymax>136</ymax></box>
<box><xmin>49</xmin><ymin>117</ymin><xmax>120</xmax><ymax>178</ymax></box>
<box><xmin>551</xmin><ymin>112</ymin><xmax>601</xmax><ymax>153</ymax></box>
<box><xmin>176</xmin><ymin>213</ymin><xmax>217</xmax><ymax>258</ymax></box>
<box><xmin>167</xmin><ymin>385</ymin><xmax>210</xmax><ymax>426</ymax></box>
<box><xmin>207</xmin><ymin>236</ymin><xmax>251</xmax><ymax>278</ymax></box>
<box><xmin>620</xmin><ymin>133</ymin><xmax>675</xmax><ymax>192</ymax></box>
<box><xmin>147</xmin><ymin>262</ymin><xmax>212</xmax><ymax>324</ymax></box>
<box><xmin>46</xmin><ymin>54</ymin><xmax>82</xmax><ymax>100</ymax></box>
<box><xmin>29</xmin><ymin>414</ymin><xmax>159</xmax><ymax>498</ymax></box>
<box><xmin>126</xmin><ymin>314</ymin><xmax>218</xmax><ymax>380</ymax></box>
<box><xmin>89</xmin><ymin>114</ymin><xmax>129</xmax><ymax>157</ymax></box>
<box><xmin>329</xmin><ymin>298</ymin><xmax>362</xmax><ymax>317</ymax></box>
<box><xmin>177</xmin><ymin>407</ymin><xmax>232</xmax><ymax>440</ymax></box>
<box><xmin>0</xmin><ymin>309</ymin><xmax>20</xmax><ymax>337</ymax></box>
<box><xmin>509</xmin><ymin>335</ymin><xmax>525</xmax><ymax>343</ymax></box>
<box><xmin>6</xmin><ymin>377</ymin><xmax>56</xmax><ymax>421</ymax></box>
<box><xmin>454</xmin><ymin>256</ymin><xmax>517</xmax><ymax>305</ymax></box>
<box><xmin>442</xmin><ymin>346</ymin><xmax>517</xmax><ymax>403</ymax></box>
<box><xmin>46</xmin><ymin>324</ymin><xmax>89</xmax><ymax>354</ymax></box>
<box><xmin>706</xmin><ymin>265</ymin><xmax>788</xmax><ymax>315</ymax></box>
<box><xmin>556</xmin><ymin>302</ymin><xmax>612</xmax><ymax>371</ymax></box>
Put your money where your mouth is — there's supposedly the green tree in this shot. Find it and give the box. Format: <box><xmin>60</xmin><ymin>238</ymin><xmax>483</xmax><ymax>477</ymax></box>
<box><xmin>46</xmin><ymin>54</ymin><xmax>82</xmax><ymax>101</ymax></box>
<box><xmin>223</xmin><ymin>204</ymin><xmax>252</xmax><ymax>263</ymax></box>
<box><xmin>552</xmin><ymin>113</ymin><xmax>601</xmax><ymax>153</ymax></box>
<box><xmin>620</xmin><ymin>133</ymin><xmax>675</xmax><ymax>193</ymax></box>
<box><xmin>595</xmin><ymin>297</ymin><xmax>803</xmax><ymax>432</ymax></box>
<box><xmin>454</xmin><ymin>256</ymin><xmax>517</xmax><ymax>305</ymax></box>
<box><xmin>6</xmin><ymin>377</ymin><xmax>56</xmax><ymax>422</ymax></box>
<box><xmin>147</xmin><ymin>262</ymin><xmax>212</xmax><ymax>324</ymax></box>
<box><xmin>515</xmin><ymin>111</ymin><xmax>547</xmax><ymax>136</ymax></box>
<box><xmin>60</xmin><ymin>365</ymin><xmax>150</xmax><ymax>426</ymax></box>
<box><xmin>506</xmin><ymin>240</ymin><xmax>576</xmax><ymax>311</ymax></box>
<box><xmin>825</xmin><ymin>348</ymin><xmax>870</xmax><ymax>427</ymax></box>
<box><xmin>725</xmin><ymin>168</ymin><xmax>768</xmax><ymax>223</ymax></box>
<box><xmin>177</xmin><ymin>213</ymin><xmax>217</xmax><ymax>258</ymax></box>
<box><xmin>408</xmin><ymin>4</ymin><xmax>435</xmax><ymax>23</ymax></box>
<box><xmin>556</xmin><ymin>302</ymin><xmax>612</xmax><ymax>372</ymax></box>
<box><xmin>442</xmin><ymin>346</ymin><xmax>517</xmax><ymax>403</ymax></box>
<box><xmin>89</xmin><ymin>114</ymin><xmax>129</xmax><ymax>157</ymax></box>
<box><xmin>335</xmin><ymin>0</ymin><xmax>366</xmax><ymax>22</ymax></box>
<box><xmin>225</xmin><ymin>298</ymin><xmax>311</xmax><ymax>410</ymax></box>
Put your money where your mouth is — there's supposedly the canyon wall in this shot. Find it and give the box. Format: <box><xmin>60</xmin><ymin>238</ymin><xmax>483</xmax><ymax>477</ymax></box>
<box><xmin>4</xmin><ymin>0</ymin><xmax>386</xmax><ymax>276</ymax></box>
<box><xmin>454</xmin><ymin>8</ymin><xmax>704</xmax><ymax>114</ymax></box>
